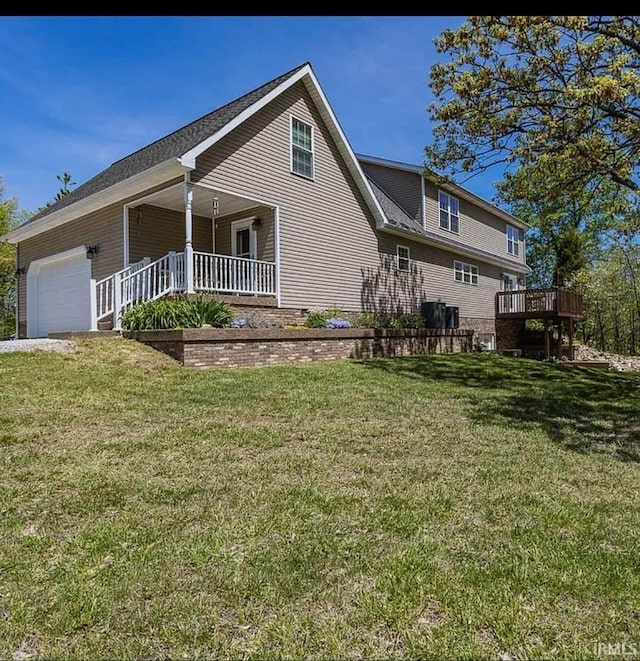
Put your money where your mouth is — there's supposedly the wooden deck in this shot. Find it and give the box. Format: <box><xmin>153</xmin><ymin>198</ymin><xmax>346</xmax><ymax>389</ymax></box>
<box><xmin>496</xmin><ymin>288</ymin><xmax>584</xmax><ymax>319</ymax></box>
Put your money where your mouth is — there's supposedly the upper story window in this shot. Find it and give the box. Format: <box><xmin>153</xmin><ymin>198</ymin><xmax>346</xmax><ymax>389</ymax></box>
<box><xmin>454</xmin><ymin>260</ymin><xmax>478</xmax><ymax>285</ymax></box>
<box><xmin>507</xmin><ymin>224</ymin><xmax>520</xmax><ymax>256</ymax></box>
<box><xmin>439</xmin><ymin>191</ymin><xmax>459</xmax><ymax>233</ymax></box>
<box><xmin>291</xmin><ymin>116</ymin><xmax>314</xmax><ymax>179</ymax></box>
<box><xmin>397</xmin><ymin>245</ymin><xmax>410</xmax><ymax>272</ymax></box>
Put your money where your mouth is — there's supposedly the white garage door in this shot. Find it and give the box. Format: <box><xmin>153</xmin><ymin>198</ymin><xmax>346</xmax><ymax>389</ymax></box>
<box><xmin>27</xmin><ymin>247</ymin><xmax>92</xmax><ymax>337</ymax></box>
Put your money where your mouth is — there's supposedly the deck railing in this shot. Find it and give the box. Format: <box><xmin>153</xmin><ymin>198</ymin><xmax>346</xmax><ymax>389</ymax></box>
<box><xmin>496</xmin><ymin>288</ymin><xmax>584</xmax><ymax>318</ymax></box>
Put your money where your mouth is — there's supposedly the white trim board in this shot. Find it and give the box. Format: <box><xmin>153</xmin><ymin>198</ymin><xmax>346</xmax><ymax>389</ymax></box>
<box><xmin>4</xmin><ymin>160</ymin><xmax>188</xmax><ymax>244</ymax></box>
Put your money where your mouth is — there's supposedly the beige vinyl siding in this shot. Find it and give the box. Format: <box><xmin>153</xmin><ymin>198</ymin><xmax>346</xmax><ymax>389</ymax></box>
<box><xmin>192</xmin><ymin>80</ymin><xmax>380</xmax><ymax>311</ymax></box>
<box><xmin>128</xmin><ymin>204</ymin><xmax>212</xmax><ymax>263</ymax></box>
<box><xmin>424</xmin><ymin>179</ymin><xmax>526</xmax><ymax>264</ymax></box>
<box><xmin>16</xmin><ymin>178</ymin><xmax>182</xmax><ymax>335</ymax></box>
<box><xmin>17</xmin><ymin>201</ymin><xmax>124</xmax><ymax>334</ymax></box>
<box><xmin>375</xmin><ymin>233</ymin><xmax>503</xmax><ymax>319</ymax></box>
<box><xmin>213</xmin><ymin>206</ymin><xmax>274</xmax><ymax>262</ymax></box>
<box><xmin>361</xmin><ymin>162</ymin><xmax>423</xmax><ymax>225</ymax></box>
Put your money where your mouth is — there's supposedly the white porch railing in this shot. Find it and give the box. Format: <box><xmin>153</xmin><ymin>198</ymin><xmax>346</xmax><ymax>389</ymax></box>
<box><xmin>93</xmin><ymin>251</ymin><xmax>276</xmax><ymax>329</ymax></box>
<box><xmin>194</xmin><ymin>252</ymin><xmax>277</xmax><ymax>296</ymax></box>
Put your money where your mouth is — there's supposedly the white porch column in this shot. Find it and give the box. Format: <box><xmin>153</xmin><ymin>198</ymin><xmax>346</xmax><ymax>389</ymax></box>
<box><xmin>274</xmin><ymin>205</ymin><xmax>281</xmax><ymax>307</ymax></box>
<box><xmin>123</xmin><ymin>206</ymin><xmax>130</xmax><ymax>268</ymax></box>
<box><xmin>184</xmin><ymin>176</ymin><xmax>194</xmax><ymax>293</ymax></box>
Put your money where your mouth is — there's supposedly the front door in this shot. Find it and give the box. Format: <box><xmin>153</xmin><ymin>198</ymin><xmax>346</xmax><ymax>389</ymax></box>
<box><xmin>231</xmin><ymin>219</ymin><xmax>258</xmax><ymax>293</ymax></box>
<box><xmin>232</xmin><ymin>219</ymin><xmax>257</xmax><ymax>260</ymax></box>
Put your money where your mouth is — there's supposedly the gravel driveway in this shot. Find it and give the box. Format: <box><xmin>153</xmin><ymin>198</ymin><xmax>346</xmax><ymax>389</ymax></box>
<box><xmin>0</xmin><ymin>339</ymin><xmax>75</xmax><ymax>354</ymax></box>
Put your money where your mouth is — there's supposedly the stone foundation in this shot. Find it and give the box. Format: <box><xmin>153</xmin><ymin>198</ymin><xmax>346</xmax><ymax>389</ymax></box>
<box><xmin>459</xmin><ymin>317</ymin><xmax>496</xmax><ymax>335</ymax></box>
<box><xmin>127</xmin><ymin>327</ymin><xmax>474</xmax><ymax>368</ymax></box>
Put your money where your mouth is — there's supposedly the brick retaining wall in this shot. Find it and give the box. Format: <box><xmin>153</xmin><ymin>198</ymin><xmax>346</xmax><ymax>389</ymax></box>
<box><xmin>127</xmin><ymin>327</ymin><xmax>474</xmax><ymax>368</ymax></box>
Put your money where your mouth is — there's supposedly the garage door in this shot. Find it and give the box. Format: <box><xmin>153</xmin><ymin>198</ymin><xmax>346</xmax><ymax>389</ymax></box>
<box><xmin>27</xmin><ymin>247</ymin><xmax>92</xmax><ymax>337</ymax></box>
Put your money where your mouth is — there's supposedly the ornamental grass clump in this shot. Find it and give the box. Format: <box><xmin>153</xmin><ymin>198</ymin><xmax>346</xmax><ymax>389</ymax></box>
<box><xmin>121</xmin><ymin>298</ymin><xmax>233</xmax><ymax>330</ymax></box>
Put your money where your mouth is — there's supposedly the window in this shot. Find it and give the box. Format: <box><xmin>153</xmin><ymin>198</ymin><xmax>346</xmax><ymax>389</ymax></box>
<box><xmin>439</xmin><ymin>191</ymin><xmax>459</xmax><ymax>233</ymax></box>
<box><xmin>454</xmin><ymin>260</ymin><xmax>478</xmax><ymax>285</ymax></box>
<box><xmin>501</xmin><ymin>273</ymin><xmax>518</xmax><ymax>291</ymax></box>
<box><xmin>397</xmin><ymin>245</ymin><xmax>410</xmax><ymax>272</ymax></box>
<box><xmin>291</xmin><ymin>117</ymin><xmax>314</xmax><ymax>179</ymax></box>
<box><xmin>507</xmin><ymin>224</ymin><xmax>520</xmax><ymax>256</ymax></box>
<box><xmin>476</xmin><ymin>333</ymin><xmax>495</xmax><ymax>351</ymax></box>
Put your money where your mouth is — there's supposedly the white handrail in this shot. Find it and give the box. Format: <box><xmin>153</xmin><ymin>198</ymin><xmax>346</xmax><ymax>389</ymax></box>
<box><xmin>120</xmin><ymin>252</ymin><xmax>184</xmax><ymax>312</ymax></box>
<box><xmin>95</xmin><ymin>257</ymin><xmax>150</xmax><ymax>322</ymax></box>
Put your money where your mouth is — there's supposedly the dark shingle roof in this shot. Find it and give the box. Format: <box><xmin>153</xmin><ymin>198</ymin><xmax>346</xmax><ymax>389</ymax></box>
<box><xmin>365</xmin><ymin>175</ymin><xmax>425</xmax><ymax>235</ymax></box>
<box><xmin>27</xmin><ymin>62</ymin><xmax>309</xmax><ymax>225</ymax></box>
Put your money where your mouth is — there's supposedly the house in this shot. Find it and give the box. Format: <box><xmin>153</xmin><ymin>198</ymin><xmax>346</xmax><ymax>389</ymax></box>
<box><xmin>2</xmin><ymin>62</ymin><xmax>530</xmax><ymax>348</ymax></box>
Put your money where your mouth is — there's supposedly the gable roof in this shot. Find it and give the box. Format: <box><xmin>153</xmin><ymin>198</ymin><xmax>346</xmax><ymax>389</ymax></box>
<box><xmin>5</xmin><ymin>62</ymin><xmax>386</xmax><ymax>244</ymax></box>
<box><xmin>366</xmin><ymin>174</ymin><xmax>529</xmax><ymax>274</ymax></box>
<box><xmin>25</xmin><ymin>63</ymin><xmax>309</xmax><ymax>226</ymax></box>
<box><xmin>357</xmin><ymin>153</ymin><xmax>529</xmax><ymax>231</ymax></box>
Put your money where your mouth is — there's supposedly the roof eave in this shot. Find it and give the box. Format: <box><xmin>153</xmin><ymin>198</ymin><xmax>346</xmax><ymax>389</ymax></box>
<box><xmin>2</xmin><ymin>158</ymin><xmax>190</xmax><ymax>244</ymax></box>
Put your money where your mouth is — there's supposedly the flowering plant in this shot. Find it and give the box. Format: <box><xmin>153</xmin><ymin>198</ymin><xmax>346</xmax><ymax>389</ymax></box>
<box><xmin>231</xmin><ymin>318</ymin><xmax>247</xmax><ymax>328</ymax></box>
<box><xmin>326</xmin><ymin>317</ymin><xmax>351</xmax><ymax>329</ymax></box>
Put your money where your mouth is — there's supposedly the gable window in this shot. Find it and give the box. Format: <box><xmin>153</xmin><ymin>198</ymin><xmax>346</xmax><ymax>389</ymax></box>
<box><xmin>439</xmin><ymin>191</ymin><xmax>459</xmax><ymax>233</ymax></box>
<box><xmin>507</xmin><ymin>224</ymin><xmax>520</xmax><ymax>256</ymax></box>
<box><xmin>454</xmin><ymin>260</ymin><xmax>478</xmax><ymax>285</ymax></box>
<box><xmin>397</xmin><ymin>245</ymin><xmax>410</xmax><ymax>272</ymax></box>
<box><xmin>291</xmin><ymin>116</ymin><xmax>314</xmax><ymax>179</ymax></box>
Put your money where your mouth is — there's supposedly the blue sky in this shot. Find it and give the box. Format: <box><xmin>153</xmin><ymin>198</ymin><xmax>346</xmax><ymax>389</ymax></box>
<box><xmin>0</xmin><ymin>16</ymin><xmax>500</xmax><ymax>213</ymax></box>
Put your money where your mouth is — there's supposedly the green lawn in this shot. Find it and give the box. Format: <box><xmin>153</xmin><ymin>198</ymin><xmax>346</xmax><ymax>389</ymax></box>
<box><xmin>2</xmin><ymin>339</ymin><xmax>640</xmax><ymax>659</ymax></box>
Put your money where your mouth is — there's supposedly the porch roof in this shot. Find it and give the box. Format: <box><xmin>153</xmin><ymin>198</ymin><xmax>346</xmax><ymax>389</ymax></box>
<box><xmin>129</xmin><ymin>183</ymin><xmax>266</xmax><ymax>219</ymax></box>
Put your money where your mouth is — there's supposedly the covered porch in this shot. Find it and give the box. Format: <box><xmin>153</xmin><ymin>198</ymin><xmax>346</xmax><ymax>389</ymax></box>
<box><xmin>94</xmin><ymin>179</ymin><xmax>280</xmax><ymax>329</ymax></box>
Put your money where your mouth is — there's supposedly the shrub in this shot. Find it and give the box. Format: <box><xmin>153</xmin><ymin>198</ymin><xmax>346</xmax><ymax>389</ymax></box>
<box><xmin>121</xmin><ymin>298</ymin><xmax>233</xmax><ymax>330</ymax></box>
<box><xmin>326</xmin><ymin>317</ymin><xmax>351</xmax><ymax>329</ymax></box>
<box><xmin>356</xmin><ymin>312</ymin><xmax>375</xmax><ymax>328</ymax></box>
<box><xmin>304</xmin><ymin>311</ymin><xmax>329</xmax><ymax>328</ymax></box>
<box><xmin>379</xmin><ymin>313</ymin><xmax>425</xmax><ymax>329</ymax></box>
<box><xmin>305</xmin><ymin>307</ymin><xmax>347</xmax><ymax>329</ymax></box>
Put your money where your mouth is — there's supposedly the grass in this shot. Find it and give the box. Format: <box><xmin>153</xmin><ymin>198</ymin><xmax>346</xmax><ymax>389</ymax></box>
<box><xmin>1</xmin><ymin>338</ymin><xmax>640</xmax><ymax>659</ymax></box>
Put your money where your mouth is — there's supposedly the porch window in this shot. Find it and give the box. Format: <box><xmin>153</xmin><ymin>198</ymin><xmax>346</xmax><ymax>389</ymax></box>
<box><xmin>439</xmin><ymin>191</ymin><xmax>459</xmax><ymax>233</ymax></box>
<box><xmin>507</xmin><ymin>224</ymin><xmax>520</xmax><ymax>256</ymax></box>
<box><xmin>454</xmin><ymin>260</ymin><xmax>478</xmax><ymax>285</ymax></box>
<box><xmin>396</xmin><ymin>245</ymin><xmax>410</xmax><ymax>272</ymax></box>
<box><xmin>291</xmin><ymin>116</ymin><xmax>314</xmax><ymax>179</ymax></box>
